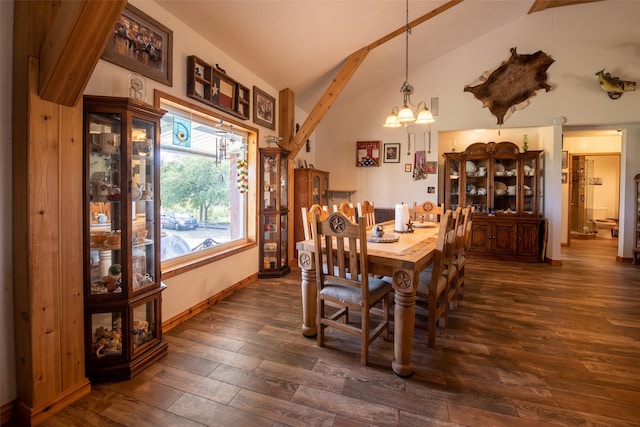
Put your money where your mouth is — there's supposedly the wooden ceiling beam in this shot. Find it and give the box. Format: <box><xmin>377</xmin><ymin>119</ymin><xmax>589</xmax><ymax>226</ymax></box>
<box><xmin>528</xmin><ymin>0</ymin><xmax>603</xmax><ymax>14</ymax></box>
<box><xmin>39</xmin><ymin>0</ymin><xmax>126</xmax><ymax>106</ymax></box>
<box><xmin>287</xmin><ymin>0</ymin><xmax>464</xmax><ymax>156</ymax></box>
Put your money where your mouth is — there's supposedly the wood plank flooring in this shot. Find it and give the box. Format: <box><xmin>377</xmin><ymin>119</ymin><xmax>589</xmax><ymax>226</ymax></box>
<box><xmin>32</xmin><ymin>239</ymin><xmax>640</xmax><ymax>426</ymax></box>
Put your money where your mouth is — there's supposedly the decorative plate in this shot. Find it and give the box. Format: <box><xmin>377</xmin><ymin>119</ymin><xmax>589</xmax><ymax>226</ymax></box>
<box><xmin>494</xmin><ymin>181</ymin><xmax>507</xmax><ymax>192</ymax></box>
<box><xmin>413</xmin><ymin>222</ymin><xmax>436</xmax><ymax>228</ymax></box>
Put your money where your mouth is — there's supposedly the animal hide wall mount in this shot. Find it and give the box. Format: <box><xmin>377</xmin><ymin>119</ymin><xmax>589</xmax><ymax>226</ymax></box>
<box><xmin>464</xmin><ymin>47</ymin><xmax>555</xmax><ymax>125</ymax></box>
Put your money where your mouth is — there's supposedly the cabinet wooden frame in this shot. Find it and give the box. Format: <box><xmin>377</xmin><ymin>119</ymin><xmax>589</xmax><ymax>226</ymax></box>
<box><xmin>259</xmin><ymin>147</ymin><xmax>291</xmax><ymax>277</ymax></box>
<box><xmin>187</xmin><ymin>55</ymin><xmax>250</xmax><ymax>120</ymax></box>
<box><xmin>633</xmin><ymin>173</ymin><xmax>640</xmax><ymax>264</ymax></box>
<box><xmin>293</xmin><ymin>168</ymin><xmax>330</xmax><ymax>254</ymax></box>
<box><xmin>444</xmin><ymin>141</ymin><xmax>545</xmax><ymax>262</ymax></box>
<box><xmin>83</xmin><ymin>96</ymin><xmax>168</xmax><ymax>381</ymax></box>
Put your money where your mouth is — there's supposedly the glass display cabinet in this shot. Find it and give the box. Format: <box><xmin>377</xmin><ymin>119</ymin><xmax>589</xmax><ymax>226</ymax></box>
<box><xmin>83</xmin><ymin>95</ymin><xmax>168</xmax><ymax>382</ymax></box>
<box><xmin>259</xmin><ymin>147</ymin><xmax>291</xmax><ymax>277</ymax></box>
<box><xmin>443</xmin><ymin>141</ymin><xmax>545</xmax><ymax>262</ymax></box>
<box><xmin>293</xmin><ymin>168</ymin><xmax>330</xmax><ymax>252</ymax></box>
<box><xmin>633</xmin><ymin>173</ymin><xmax>640</xmax><ymax>264</ymax></box>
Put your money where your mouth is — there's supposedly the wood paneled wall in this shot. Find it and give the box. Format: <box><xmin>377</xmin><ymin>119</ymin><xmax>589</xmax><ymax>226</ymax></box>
<box><xmin>11</xmin><ymin>1</ymin><xmax>125</xmax><ymax>424</ymax></box>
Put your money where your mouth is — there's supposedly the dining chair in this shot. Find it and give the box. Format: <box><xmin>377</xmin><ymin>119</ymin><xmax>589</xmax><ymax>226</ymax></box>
<box><xmin>356</xmin><ymin>200</ymin><xmax>376</xmax><ymax>227</ymax></box>
<box><xmin>333</xmin><ymin>201</ymin><xmax>357</xmax><ymax>223</ymax></box>
<box><xmin>301</xmin><ymin>204</ymin><xmax>329</xmax><ymax>240</ymax></box>
<box><xmin>412</xmin><ymin>201</ymin><xmax>444</xmax><ymax>223</ymax></box>
<box><xmin>415</xmin><ymin>210</ymin><xmax>456</xmax><ymax>348</ymax></box>
<box><xmin>448</xmin><ymin>206</ymin><xmax>471</xmax><ymax>310</ymax></box>
<box><xmin>312</xmin><ymin>211</ymin><xmax>393</xmax><ymax>365</ymax></box>
<box><xmin>452</xmin><ymin>206</ymin><xmax>474</xmax><ymax>306</ymax></box>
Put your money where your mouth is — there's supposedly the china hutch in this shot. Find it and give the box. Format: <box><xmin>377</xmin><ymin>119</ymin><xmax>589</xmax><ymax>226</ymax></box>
<box><xmin>633</xmin><ymin>173</ymin><xmax>640</xmax><ymax>264</ymax></box>
<box><xmin>259</xmin><ymin>147</ymin><xmax>291</xmax><ymax>277</ymax></box>
<box><xmin>293</xmin><ymin>168</ymin><xmax>330</xmax><ymax>250</ymax></box>
<box><xmin>443</xmin><ymin>141</ymin><xmax>546</xmax><ymax>262</ymax></box>
<box><xmin>83</xmin><ymin>96</ymin><xmax>168</xmax><ymax>382</ymax></box>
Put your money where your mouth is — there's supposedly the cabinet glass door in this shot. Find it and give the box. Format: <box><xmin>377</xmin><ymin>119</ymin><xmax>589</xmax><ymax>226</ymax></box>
<box><xmin>447</xmin><ymin>158</ymin><xmax>461</xmax><ymax>210</ymax></box>
<box><xmin>522</xmin><ymin>156</ymin><xmax>538</xmax><ymax>215</ymax></box>
<box><xmin>132</xmin><ymin>297</ymin><xmax>159</xmax><ymax>353</ymax></box>
<box><xmin>465</xmin><ymin>158</ymin><xmax>489</xmax><ymax>213</ymax></box>
<box><xmin>312</xmin><ymin>175</ymin><xmax>320</xmax><ymax>205</ymax></box>
<box><xmin>279</xmin><ymin>214</ymin><xmax>288</xmax><ymax>268</ymax></box>
<box><xmin>263</xmin><ymin>155</ymin><xmax>277</xmax><ymax>209</ymax></box>
<box><xmin>492</xmin><ymin>157</ymin><xmax>518</xmax><ymax>214</ymax></box>
<box><xmin>279</xmin><ymin>154</ymin><xmax>288</xmax><ymax>208</ymax></box>
<box><xmin>131</xmin><ymin>117</ymin><xmax>157</xmax><ymax>291</ymax></box>
<box><xmin>88</xmin><ymin>113</ymin><xmax>123</xmax><ymax>296</ymax></box>
<box><xmin>262</xmin><ymin>213</ymin><xmax>279</xmax><ymax>269</ymax></box>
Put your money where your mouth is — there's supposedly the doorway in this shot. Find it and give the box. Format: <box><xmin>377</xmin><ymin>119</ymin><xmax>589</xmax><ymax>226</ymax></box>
<box><xmin>562</xmin><ymin>129</ymin><xmax>622</xmax><ymax>247</ymax></box>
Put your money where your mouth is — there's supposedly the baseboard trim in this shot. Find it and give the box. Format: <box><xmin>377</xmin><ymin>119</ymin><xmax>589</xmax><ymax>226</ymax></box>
<box><xmin>162</xmin><ymin>273</ymin><xmax>258</xmax><ymax>332</ymax></box>
<box><xmin>12</xmin><ymin>380</ymin><xmax>90</xmax><ymax>426</ymax></box>
<box><xmin>1</xmin><ymin>400</ymin><xmax>15</xmax><ymax>425</ymax></box>
<box><xmin>616</xmin><ymin>255</ymin><xmax>633</xmax><ymax>263</ymax></box>
<box><xmin>545</xmin><ymin>257</ymin><xmax>563</xmax><ymax>266</ymax></box>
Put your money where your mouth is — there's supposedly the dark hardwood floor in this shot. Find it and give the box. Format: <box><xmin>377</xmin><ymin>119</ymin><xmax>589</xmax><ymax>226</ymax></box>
<box><xmin>34</xmin><ymin>238</ymin><xmax>640</xmax><ymax>426</ymax></box>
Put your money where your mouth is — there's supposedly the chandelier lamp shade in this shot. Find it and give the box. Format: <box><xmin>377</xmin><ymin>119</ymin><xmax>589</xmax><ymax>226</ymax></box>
<box><xmin>383</xmin><ymin>0</ymin><xmax>435</xmax><ymax>128</ymax></box>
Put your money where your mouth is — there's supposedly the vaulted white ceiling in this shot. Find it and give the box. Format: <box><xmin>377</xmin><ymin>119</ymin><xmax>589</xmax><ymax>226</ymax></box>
<box><xmin>154</xmin><ymin>0</ymin><xmax>598</xmax><ymax>113</ymax></box>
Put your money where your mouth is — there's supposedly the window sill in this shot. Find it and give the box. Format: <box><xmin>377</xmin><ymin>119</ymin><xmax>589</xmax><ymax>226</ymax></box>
<box><xmin>161</xmin><ymin>239</ymin><xmax>256</xmax><ymax>279</ymax></box>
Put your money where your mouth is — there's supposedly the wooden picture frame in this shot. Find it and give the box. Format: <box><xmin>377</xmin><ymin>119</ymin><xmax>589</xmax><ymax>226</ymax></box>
<box><xmin>253</xmin><ymin>86</ymin><xmax>276</xmax><ymax>130</ymax></box>
<box><xmin>562</xmin><ymin>151</ymin><xmax>568</xmax><ymax>169</ymax></box>
<box><xmin>356</xmin><ymin>141</ymin><xmax>381</xmax><ymax>167</ymax></box>
<box><xmin>405</xmin><ymin>163</ymin><xmax>412</xmax><ymax>172</ymax></box>
<box><xmin>426</xmin><ymin>161</ymin><xmax>437</xmax><ymax>174</ymax></box>
<box><xmin>562</xmin><ymin>172</ymin><xmax>568</xmax><ymax>184</ymax></box>
<box><xmin>102</xmin><ymin>3</ymin><xmax>173</xmax><ymax>86</ymax></box>
<box><xmin>383</xmin><ymin>143</ymin><xmax>401</xmax><ymax>163</ymax></box>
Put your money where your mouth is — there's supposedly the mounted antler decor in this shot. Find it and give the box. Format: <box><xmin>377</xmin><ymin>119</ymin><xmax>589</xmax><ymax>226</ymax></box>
<box><xmin>464</xmin><ymin>47</ymin><xmax>554</xmax><ymax>125</ymax></box>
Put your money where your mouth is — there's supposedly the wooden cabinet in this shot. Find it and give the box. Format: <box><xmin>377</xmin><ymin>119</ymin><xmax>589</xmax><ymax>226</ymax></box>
<box><xmin>293</xmin><ymin>168</ymin><xmax>330</xmax><ymax>248</ymax></box>
<box><xmin>444</xmin><ymin>141</ymin><xmax>545</xmax><ymax>262</ymax></box>
<box><xmin>186</xmin><ymin>55</ymin><xmax>250</xmax><ymax>120</ymax></box>
<box><xmin>633</xmin><ymin>173</ymin><xmax>640</xmax><ymax>264</ymax></box>
<box><xmin>259</xmin><ymin>147</ymin><xmax>291</xmax><ymax>277</ymax></box>
<box><xmin>83</xmin><ymin>96</ymin><xmax>168</xmax><ymax>382</ymax></box>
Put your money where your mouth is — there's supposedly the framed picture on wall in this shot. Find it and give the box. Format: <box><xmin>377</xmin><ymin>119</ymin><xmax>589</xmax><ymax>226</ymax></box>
<box><xmin>356</xmin><ymin>141</ymin><xmax>381</xmax><ymax>167</ymax></box>
<box><xmin>102</xmin><ymin>3</ymin><xmax>173</xmax><ymax>86</ymax></box>
<box><xmin>253</xmin><ymin>86</ymin><xmax>276</xmax><ymax>130</ymax></box>
<box><xmin>426</xmin><ymin>161</ymin><xmax>437</xmax><ymax>174</ymax></box>
<box><xmin>562</xmin><ymin>151</ymin><xmax>568</xmax><ymax>169</ymax></box>
<box><xmin>383</xmin><ymin>143</ymin><xmax>400</xmax><ymax>163</ymax></box>
<box><xmin>405</xmin><ymin>163</ymin><xmax>412</xmax><ymax>172</ymax></box>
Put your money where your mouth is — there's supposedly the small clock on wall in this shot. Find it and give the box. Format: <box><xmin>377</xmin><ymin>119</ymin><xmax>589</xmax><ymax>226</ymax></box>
<box><xmin>128</xmin><ymin>73</ymin><xmax>146</xmax><ymax>101</ymax></box>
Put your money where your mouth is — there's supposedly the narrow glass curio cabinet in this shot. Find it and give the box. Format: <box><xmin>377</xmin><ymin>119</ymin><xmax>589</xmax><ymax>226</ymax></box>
<box><xmin>259</xmin><ymin>146</ymin><xmax>291</xmax><ymax>278</ymax></box>
<box><xmin>83</xmin><ymin>96</ymin><xmax>168</xmax><ymax>382</ymax></box>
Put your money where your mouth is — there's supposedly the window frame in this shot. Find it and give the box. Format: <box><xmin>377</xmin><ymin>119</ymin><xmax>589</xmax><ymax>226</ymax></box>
<box><xmin>154</xmin><ymin>90</ymin><xmax>258</xmax><ymax>278</ymax></box>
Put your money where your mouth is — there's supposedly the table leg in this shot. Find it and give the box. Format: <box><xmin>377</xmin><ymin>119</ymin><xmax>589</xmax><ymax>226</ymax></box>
<box><xmin>389</xmin><ymin>269</ymin><xmax>416</xmax><ymax>377</ymax></box>
<box><xmin>298</xmin><ymin>250</ymin><xmax>317</xmax><ymax>337</ymax></box>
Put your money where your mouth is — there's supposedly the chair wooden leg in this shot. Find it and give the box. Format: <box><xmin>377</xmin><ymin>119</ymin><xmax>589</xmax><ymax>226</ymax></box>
<box><xmin>361</xmin><ymin>305</ymin><xmax>369</xmax><ymax>365</ymax></box>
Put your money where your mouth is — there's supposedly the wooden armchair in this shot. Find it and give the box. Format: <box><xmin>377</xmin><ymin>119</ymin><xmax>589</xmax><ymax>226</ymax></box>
<box><xmin>301</xmin><ymin>204</ymin><xmax>329</xmax><ymax>240</ymax></box>
<box><xmin>415</xmin><ymin>210</ymin><xmax>456</xmax><ymax>347</ymax></box>
<box><xmin>312</xmin><ymin>211</ymin><xmax>393</xmax><ymax>365</ymax></box>
<box><xmin>412</xmin><ymin>201</ymin><xmax>444</xmax><ymax>223</ymax></box>
<box><xmin>356</xmin><ymin>200</ymin><xmax>376</xmax><ymax>227</ymax></box>
<box><xmin>333</xmin><ymin>202</ymin><xmax>356</xmax><ymax>223</ymax></box>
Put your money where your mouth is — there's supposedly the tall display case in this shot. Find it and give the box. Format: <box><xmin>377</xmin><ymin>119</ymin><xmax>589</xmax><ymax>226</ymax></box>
<box><xmin>259</xmin><ymin>147</ymin><xmax>291</xmax><ymax>277</ymax></box>
<box><xmin>83</xmin><ymin>96</ymin><xmax>168</xmax><ymax>382</ymax></box>
<box><xmin>443</xmin><ymin>141</ymin><xmax>546</xmax><ymax>262</ymax></box>
<box><xmin>293</xmin><ymin>168</ymin><xmax>330</xmax><ymax>249</ymax></box>
<box><xmin>633</xmin><ymin>173</ymin><xmax>640</xmax><ymax>264</ymax></box>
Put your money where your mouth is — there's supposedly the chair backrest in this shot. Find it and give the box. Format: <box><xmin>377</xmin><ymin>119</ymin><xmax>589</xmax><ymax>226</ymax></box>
<box><xmin>454</xmin><ymin>207</ymin><xmax>472</xmax><ymax>263</ymax></box>
<box><xmin>333</xmin><ymin>202</ymin><xmax>356</xmax><ymax>223</ymax></box>
<box><xmin>301</xmin><ymin>204</ymin><xmax>329</xmax><ymax>240</ymax></box>
<box><xmin>356</xmin><ymin>200</ymin><xmax>376</xmax><ymax>227</ymax></box>
<box><xmin>429</xmin><ymin>210</ymin><xmax>454</xmax><ymax>282</ymax></box>
<box><xmin>413</xmin><ymin>201</ymin><xmax>444</xmax><ymax>223</ymax></box>
<box><xmin>441</xmin><ymin>208</ymin><xmax>460</xmax><ymax>271</ymax></box>
<box><xmin>312</xmin><ymin>211</ymin><xmax>369</xmax><ymax>294</ymax></box>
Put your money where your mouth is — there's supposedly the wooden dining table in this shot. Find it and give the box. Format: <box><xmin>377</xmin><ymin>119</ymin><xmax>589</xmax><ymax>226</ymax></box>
<box><xmin>296</xmin><ymin>221</ymin><xmax>439</xmax><ymax>377</ymax></box>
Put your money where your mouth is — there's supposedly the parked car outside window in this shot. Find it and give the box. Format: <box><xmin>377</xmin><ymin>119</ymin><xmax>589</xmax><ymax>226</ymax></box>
<box><xmin>161</xmin><ymin>212</ymin><xmax>198</xmax><ymax>231</ymax></box>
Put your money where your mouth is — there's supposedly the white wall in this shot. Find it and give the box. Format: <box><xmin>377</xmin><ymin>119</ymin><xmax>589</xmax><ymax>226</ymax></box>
<box><xmin>84</xmin><ymin>0</ymin><xmax>282</xmax><ymax>321</ymax></box>
<box><xmin>314</xmin><ymin>1</ymin><xmax>640</xmax><ymax>262</ymax></box>
<box><xmin>1</xmin><ymin>0</ymin><xmax>15</xmax><ymax>409</ymax></box>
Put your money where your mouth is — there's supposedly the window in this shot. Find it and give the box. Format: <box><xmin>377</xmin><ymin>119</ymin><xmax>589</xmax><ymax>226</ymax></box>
<box><xmin>158</xmin><ymin>97</ymin><xmax>254</xmax><ymax>267</ymax></box>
